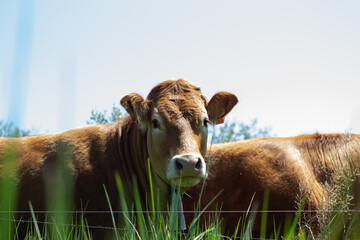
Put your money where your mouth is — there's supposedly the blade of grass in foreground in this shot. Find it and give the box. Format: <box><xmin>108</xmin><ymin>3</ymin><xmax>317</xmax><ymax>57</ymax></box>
<box><xmin>193</xmin><ymin>227</ymin><xmax>215</xmax><ymax>240</ymax></box>
<box><xmin>284</xmin><ymin>198</ymin><xmax>305</xmax><ymax>240</ymax></box>
<box><xmin>123</xmin><ymin>213</ymin><xmax>142</xmax><ymax>240</ymax></box>
<box><xmin>186</xmin><ymin>126</ymin><xmax>219</xmax><ymax>239</ymax></box>
<box><xmin>132</xmin><ymin>177</ymin><xmax>147</xmax><ymax>239</ymax></box>
<box><xmin>346</xmin><ymin>211</ymin><xmax>360</xmax><ymax>238</ymax></box>
<box><xmin>238</xmin><ymin>192</ymin><xmax>256</xmax><ymax>239</ymax></box>
<box><xmin>146</xmin><ymin>158</ymin><xmax>159</xmax><ymax>240</ymax></box>
<box><xmin>0</xmin><ymin>143</ymin><xmax>19</xmax><ymax>239</ymax></box>
<box><xmin>232</xmin><ymin>216</ymin><xmax>242</xmax><ymax>239</ymax></box>
<box><xmin>45</xmin><ymin>141</ymin><xmax>74</xmax><ymax>240</ymax></box>
<box><xmin>186</xmin><ymin>190</ymin><xmax>223</xmax><ymax>240</ymax></box>
<box><xmin>114</xmin><ymin>172</ymin><xmax>132</xmax><ymax>234</ymax></box>
<box><xmin>29</xmin><ymin>202</ymin><xmax>43</xmax><ymax>240</ymax></box>
<box><xmin>168</xmin><ymin>179</ymin><xmax>184</xmax><ymax>239</ymax></box>
<box><xmin>104</xmin><ymin>186</ymin><xmax>120</xmax><ymax>240</ymax></box>
<box><xmin>193</xmin><ymin>124</ymin><xmax>218</xmax><ymax>222</ymax></box>
<box><xmin>147</xmin><ymin>158</ymin><xmax>156</xmax><ymax>221</ymax></box>
<box><xmin>260</xmin><ymin>188</ymin><xmax>270</xmax><ymax>239</ymax></box>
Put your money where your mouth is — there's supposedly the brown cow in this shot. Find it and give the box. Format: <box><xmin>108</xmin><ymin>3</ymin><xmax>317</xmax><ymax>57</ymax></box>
<box><xmin>184</xmin><ymin>133</ymin><xmax>360</xmax><ymax>238</ymax></box>
<box><xmin>0</xmin><ymin>79</ymin><xmax>238</xmax><ymax>238</ymax></box>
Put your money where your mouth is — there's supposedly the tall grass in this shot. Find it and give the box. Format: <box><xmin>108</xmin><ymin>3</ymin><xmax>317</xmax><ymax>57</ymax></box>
<box><xmin>0</xmin><ymin>140</ymin><xmax>228</xmax><ymax>239</ymax></box>
<box><xmin>314</xmin><ymin>152</ymin><xmax>360</xmax><ymax>239</ymax></box>
<box><xmin>0</xmin><ymin>142</ymin><xmax>19</xmax><ymax>239</ymax></box>
<box><xmin>1</xmin><ymin>139</ymin><xmax>360</xmax><ymax>239</ymax></box>
<box><xmin>45</xmin><ymin>141</ymin><xmax>74</xmax><ymax>240</ymax></box>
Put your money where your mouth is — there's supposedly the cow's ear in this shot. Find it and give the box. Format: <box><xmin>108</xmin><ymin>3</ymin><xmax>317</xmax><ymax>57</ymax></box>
<box><xmin>206</xmin><ymin>92</ymin><xmax>238</xmax><ymax>125</ymax></box>
<box><xmin>120</xmin><ymin>93</ymin><xmax>150</xmax><ymax>122</ymax></box>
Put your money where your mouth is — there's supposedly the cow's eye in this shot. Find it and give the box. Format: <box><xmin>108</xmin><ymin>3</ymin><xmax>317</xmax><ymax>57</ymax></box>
<box><xmin>152</xmin><ymin>119</ymin><xmax>160</xmax><ymax>129</ymax></box>
<box><xmin>203</xmin><ymin>118</ymin><xmax>210</xmax><ymax>128</ymax></box>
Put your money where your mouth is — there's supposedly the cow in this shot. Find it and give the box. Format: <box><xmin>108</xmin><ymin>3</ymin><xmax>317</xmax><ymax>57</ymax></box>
<box><xmin>183</xmin><ymin>133</ymin><xmax>360</xmax><ymax>238</ymax></box>
<box><xmin>0</xmin><ymin>79</ymin><xmax>238</xmax><ymax>239</ymax></box>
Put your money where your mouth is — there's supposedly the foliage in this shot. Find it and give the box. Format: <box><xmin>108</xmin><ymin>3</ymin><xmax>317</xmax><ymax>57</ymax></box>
<box><xmin>210</xmin><ymin>119</ymin><xmax>272</xmax><ymax>144</ymax></box>
<box><xmin>87</xmin><ymin>104</ymin><xmax>273</xmax><ymax>143</ymax></box>
<box><xmin>0</xmin><ymin>120</ymin><xmax>35</xmax><ymax>137</ymax></box>
<box><xmin>86</xmin><ymin>104</ymin><xmax>127</xmax><ymax>125</ymax></box>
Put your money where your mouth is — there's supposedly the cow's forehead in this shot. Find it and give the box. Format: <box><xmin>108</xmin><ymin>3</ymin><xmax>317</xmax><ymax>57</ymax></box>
<box><xmin>151</xmin><ymin>94</ymin><xmax>207</xmax><ymax>124</ymax></box>
<box><xmin>146</xmin><ymin>79</ymin><xmax>206</xmax><ymax>104</ymax></box>
<box><xmin>146</xmin><ymin>79</ymin><xmax>208</xmax><ymax>122</ymax></box>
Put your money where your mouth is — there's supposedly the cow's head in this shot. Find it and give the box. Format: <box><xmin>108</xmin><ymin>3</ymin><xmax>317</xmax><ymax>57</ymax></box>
<box><xmin>121</xmin><ymin>79</ymin><xmax>238</xmax><ymax>192</ymax></box>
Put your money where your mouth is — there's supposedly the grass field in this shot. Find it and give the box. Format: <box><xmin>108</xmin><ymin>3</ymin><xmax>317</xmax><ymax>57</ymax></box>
<box><xmin>1</xmin><ymin>139</ymin><xmax>360</xmax><ymax>239</ymax></box>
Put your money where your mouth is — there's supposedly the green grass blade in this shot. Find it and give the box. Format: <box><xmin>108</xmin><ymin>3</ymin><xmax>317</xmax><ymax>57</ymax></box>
<box><xmin>147</xmin><ymin>158</ymin><xmax>156</xmax><ymax>220</ymax></box>
<box><xmin>232</xmin><ymin>216</ymin><xmax>242</xmax><ymax>238</ymax></box>
<box><xmin>123</xmin><ymin>213</ymin><xmax>142</xmax><ymax>240</ymax></box>
<box><xmin>284</xmin><ymin>198</ymin><xmax>305</xmax><ymax>240</ymax></box>
<box><xmin>0</xmin><ymin>143</ymin><xmax>19</xmax><ymax>239</ymax></box>
<box><xmin>193</xmin><ymin>227</ymin><xmax>215</xmax><ymax>240</ymax></box>
<box><xmin>132</xmin><ymin>177</ymin><xmax>147</xmax><ymax>239</ymax></box>
<box><xmin>29</xmin><ymin>202</ymin><xmax>43</xmax><ymax>240</ymax></box>
<box><xmin>186</xmin><ymin>190</ymin><xmax>223</xmax><ymax>239</ymax></box>
<box><xmin>260</xmin><ymin>188</ymin><xmax>270</xmax><ymax>239</ymax></box>
<box><xmin>103</xmin><ymin>185</ymin><xmax>120</xmax><ymax>240</ymax></box>
<box><xmin>114</xmin><ymin>172</ymin><xmax>131</xmax><ymax>231</ymax></box>
<box><xmin>194</xmin><ymin>125</ymin><xmax>217</xmax><ymax>219</ymax></box>
<box><xmin>45</xmin><ymin>141</ymin><xmax>74</xmax><ymax>240</ymax></box>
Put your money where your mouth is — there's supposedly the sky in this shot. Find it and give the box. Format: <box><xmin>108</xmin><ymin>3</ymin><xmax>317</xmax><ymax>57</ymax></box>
<box><xmin>1</xmin><ymin>0</ymin><xmax>360</xmax><ymax>137</ymax></box>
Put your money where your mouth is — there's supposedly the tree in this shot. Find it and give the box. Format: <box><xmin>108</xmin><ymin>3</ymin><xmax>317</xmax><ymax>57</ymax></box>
<box><xmin>86</xmin><ymin>104</ymin><xmax>128</xmax><ymax>125</ymax></box>
<box><xmin>0</xmin><ymin>120</ymin><xmax>35</xmax><ymax>137</ymax></box>
<box><xmin>209</xmin><ymin>119</ymin><xmax>272</xmax><ymax>144</ymax></box>
<box><xmin>87</xmin><ymin>104</ymin><xmax>273</xmax><ymax>143</ymax></box>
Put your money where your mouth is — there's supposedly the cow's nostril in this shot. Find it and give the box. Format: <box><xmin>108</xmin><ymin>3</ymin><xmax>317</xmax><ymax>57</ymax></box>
<box><xmin>195</xmin><ymin>158</ymin><xmax>202</xmax><ymax>170</ymax></box>
<box><xmin>175</xmin><ymin>159</ymin><xmax>183</xmax><ymax>171</ymax></box>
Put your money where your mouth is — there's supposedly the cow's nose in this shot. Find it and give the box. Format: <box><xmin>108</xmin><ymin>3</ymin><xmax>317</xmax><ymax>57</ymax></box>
<box><xmin>166</xmin><ymin>154</ymin><xmax>207</xmax><ymax>184</ymax></box>
<box><xmin>173</xmin><ymin>154</ymin><xmax>205</xmax><ymax>176</ymax></box>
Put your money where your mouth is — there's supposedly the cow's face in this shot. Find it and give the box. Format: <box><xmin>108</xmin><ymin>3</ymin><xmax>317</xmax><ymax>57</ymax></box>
<box><xmin>121</xmin><ymin>79</ymin><xmax>238</xmax><ymax>192</ymax></box>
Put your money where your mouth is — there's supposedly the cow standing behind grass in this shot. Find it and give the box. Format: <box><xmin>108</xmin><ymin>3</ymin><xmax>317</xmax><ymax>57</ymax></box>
<box><xmin>0</xmin><ymin>79</ymin><xmax>238</xmax><ymax>239</ymax></box>
<box><xmin>184</xmin><ymin>133</ymin><xmax>360</xmax><ymax>238</ymax></box>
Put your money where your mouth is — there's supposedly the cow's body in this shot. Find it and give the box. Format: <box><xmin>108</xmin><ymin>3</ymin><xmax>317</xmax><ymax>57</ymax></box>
<box><xmin>0</xmin><ymin>79</ymin><xmax>238</xmax><ymax>238</ymax></box>
<box><xmin>1</xmin><ymin>118</ymin><xmax>160</xmax><ymax>234</ymax></box>
<box><xmin>184</xmin><ymin>133</ymin><xmax>360</xmax><ymax>237</ymax></box>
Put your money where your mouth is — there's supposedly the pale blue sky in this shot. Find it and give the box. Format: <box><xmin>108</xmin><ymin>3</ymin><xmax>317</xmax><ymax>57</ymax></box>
<box><xmin>1</xmin><ymin>0</ymin><xmax>360</xmax><ymax>137</ymax></box>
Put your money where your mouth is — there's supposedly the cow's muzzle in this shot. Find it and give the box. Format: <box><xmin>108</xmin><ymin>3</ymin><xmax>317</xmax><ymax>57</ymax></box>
<box><xmin>167</xmin><ymin>154</ymin><xmax>207</xmax><ymax>188</ymax></box>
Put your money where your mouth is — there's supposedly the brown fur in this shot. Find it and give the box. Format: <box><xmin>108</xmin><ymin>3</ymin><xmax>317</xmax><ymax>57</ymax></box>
<box><xmin>183</xmin><ymin>133</ymin><xmax>360</xmax><ymax>237</ymax></box>
<box><xmin>0</xmin><ymin>79</ymin><xmax>238</xmax><ymax>238</ymax></box>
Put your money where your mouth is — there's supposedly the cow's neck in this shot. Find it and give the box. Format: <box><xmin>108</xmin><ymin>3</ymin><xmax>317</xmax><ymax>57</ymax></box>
<box><xmin>114</xmin><ymin>117</ymin><xmax>171</xmax><ymax>211</ymax></box>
